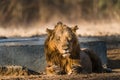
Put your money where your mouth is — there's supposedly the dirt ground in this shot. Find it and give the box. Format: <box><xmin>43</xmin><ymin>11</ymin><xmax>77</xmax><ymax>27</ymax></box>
<box><xmin>0</xmin><ymin>48</ymin><xmax>120</xmax><ymax>80</ymax></box>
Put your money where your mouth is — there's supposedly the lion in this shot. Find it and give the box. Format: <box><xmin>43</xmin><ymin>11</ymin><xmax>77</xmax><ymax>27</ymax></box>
<box><xmin>44</xmin><ymin>22</ymin><xmax>103</xmax><ymax>75</ymax></box>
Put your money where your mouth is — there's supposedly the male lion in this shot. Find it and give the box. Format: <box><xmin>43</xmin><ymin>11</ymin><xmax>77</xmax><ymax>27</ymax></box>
<box><xmin>44</xmin><ymin>22</ymin><xmax>103</xmax><ymax>75</ymax></box>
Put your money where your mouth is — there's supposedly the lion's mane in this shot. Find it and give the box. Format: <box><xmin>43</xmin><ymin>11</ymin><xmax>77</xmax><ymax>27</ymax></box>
<box><xmin>44</xmin><ymin>22</ymin><xmax>80</xmax><ymax>75</ymax></box>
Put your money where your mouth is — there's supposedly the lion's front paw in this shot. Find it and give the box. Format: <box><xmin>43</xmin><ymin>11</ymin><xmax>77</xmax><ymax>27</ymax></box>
<box><xmin>46</xmin><ymin>66</ymin><xmax>56</xmax><ymax>75</ymax></box>
<box><xmin>72</xmin><ymin>65</ymin><xmax>82</xmax><ymax>74</ymax></box>
<box><xmin>67</xmin><ymin>70</ymin><xmax>72</xmax><ymax>75</ymax></box>
<box><xmin>46</xmin><ymin>65</ymin><xmax>61</xmax><ymax>75</ymax></box>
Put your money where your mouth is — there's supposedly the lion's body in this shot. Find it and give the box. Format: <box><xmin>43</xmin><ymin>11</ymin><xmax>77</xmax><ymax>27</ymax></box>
<box><xmin>44</xmin><ymin>22</ymin><xmax>103</xmax><ymax>75</ymax></box>
<box><xmin>81</xmin><ymin>48</ymin><xmax>103</xmax><ymax>73</ymax></box>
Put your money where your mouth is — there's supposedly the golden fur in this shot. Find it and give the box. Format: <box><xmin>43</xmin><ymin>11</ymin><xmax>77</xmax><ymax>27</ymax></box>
<box><xmin>44</xmin><ymin>22</ymin><xmax>81</xmax><ymax>75</ymax></box>
<box><xmin>44</xmin><ymin>22</ymin><xmax>103</xmax><ymax>75</ymax></box>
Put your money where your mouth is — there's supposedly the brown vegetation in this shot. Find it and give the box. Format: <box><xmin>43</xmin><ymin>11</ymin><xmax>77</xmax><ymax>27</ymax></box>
<box><xmin>0</xmin><ymin>0</ymin><xmax>120</xmax><ymax>26</ymax></box>
<box><xmin>0</xmin><ymin>0</ymin><xmax>120</xmax><ymax>37</ymax></box>
<box><xmin>0</xmin><ymin>65</ymin><xmax>39</xmax><ymax>76</ymax></box>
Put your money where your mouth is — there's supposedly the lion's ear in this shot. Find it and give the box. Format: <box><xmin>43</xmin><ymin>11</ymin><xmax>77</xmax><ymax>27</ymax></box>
<box><xmin>57</xmin><ymin>21</ymin><xmax>62</xmax><ymax>25</ymax></box>
<box><xmin>55</xmin><ymin>21</ymin><xmax>63</xmax><ymax>28</ymax></box>
<box><xmin>72</xmin><ymin>25</ymin><xmax>79</xmax><ymax>32</ymax></box>
<box><xmin>46</xmin><ymin>28</ymin><xmax>53</xmax><ymax>35</ymax></box>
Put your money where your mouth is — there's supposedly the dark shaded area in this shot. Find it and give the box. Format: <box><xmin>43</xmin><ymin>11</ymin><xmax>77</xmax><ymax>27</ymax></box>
<box><xmin>0</xmin><ymin>0</ymin><xmax>120</xmax><ymax>26</ymax></box>
<box><xmin>107</xmin><ymin>49</ymin><xmax>120</xmax><ymax>69</ymax></box>
<box><xmin>108</xmin><ymin>59</ymin><xmax>120</xmax><ymax>69</ymax></box>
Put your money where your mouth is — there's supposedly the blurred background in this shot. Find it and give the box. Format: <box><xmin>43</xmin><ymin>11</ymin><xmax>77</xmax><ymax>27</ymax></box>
<box><xmin>0</xmin><ymin>0</ymin><xmax>120</xmax><ymax>37</ymax></box>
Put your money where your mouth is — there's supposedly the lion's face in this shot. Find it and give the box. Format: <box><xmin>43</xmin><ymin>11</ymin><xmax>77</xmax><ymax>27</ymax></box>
<box><xmin>46</xmin><ymin>22</ymin><xmax>78</xmax><ymax>57</ymax></box>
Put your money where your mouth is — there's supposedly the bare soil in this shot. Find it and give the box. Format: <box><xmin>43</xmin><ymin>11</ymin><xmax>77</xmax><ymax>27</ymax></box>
<box><xmin>0</xmin><ymin>48</ymin><xmax>120</xmax><ymax>80</ymax></box>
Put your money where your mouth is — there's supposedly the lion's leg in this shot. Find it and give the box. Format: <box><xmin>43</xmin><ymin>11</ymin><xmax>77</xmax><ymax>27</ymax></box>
<box><xmin>46</xmin><ymin>62</ymin><xmax>56</xmax><ymax>75</ymax></box>
<box><xmin>64</xmin><ymin>59</ymin><xmax>82</xmax><ymax>75</ymax></box>
<box><xmin>65</xmin><ymin>58</ymin><xmax>77</xmax><ymax>75</ymax></box>
<box><xmin>71</xmin><ymin>60</ymin><xmax>83</xmax><ymax>74</ymax></box>
<box><xmin>60</xmin><ymin>58</ymin><xmax>72</xmax><ymax>75</ymax></box>
<box><xmin>46</xmin><ymin>65</ymin><xmax>56</xmax><ymax>75</ymax></box>
<box><xmin>46</xmin><ymin>61</ymin><xmax>61</xmax><ymax>75</ymax></box>
<box><xmin>65</xmin><ymin>64</ymin><xmax>72</xmax><ymax>75</ymax></box>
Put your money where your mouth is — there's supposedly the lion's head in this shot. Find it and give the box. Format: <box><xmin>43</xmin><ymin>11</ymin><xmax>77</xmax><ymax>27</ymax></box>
<box><xmin>45</xmin><ymin>22</ymin><xmax>80</xmax><ymax>58</ymax></box>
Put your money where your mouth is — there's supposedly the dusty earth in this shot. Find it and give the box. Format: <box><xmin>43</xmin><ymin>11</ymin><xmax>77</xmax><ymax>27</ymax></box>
<box><xmin>0</xmin><ymin>37</ymin><xmax>120</xmax><ymax>80</ymax></box>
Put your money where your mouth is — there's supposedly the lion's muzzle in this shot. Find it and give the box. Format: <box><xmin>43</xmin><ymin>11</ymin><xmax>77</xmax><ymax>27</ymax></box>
<box><xmin>62</xmin><ymin>53</ymin><xmax>70</xmax><ymax>58</ymax></box>
<box><xmin>62</xmin><ymin>45</ymin><xmax>71</xmax><ymax>58</ymax></box>
<box><xmin>62</xmin><ymin>51</ymin><xmax>71</xmax><ymax>58</ymax></box>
